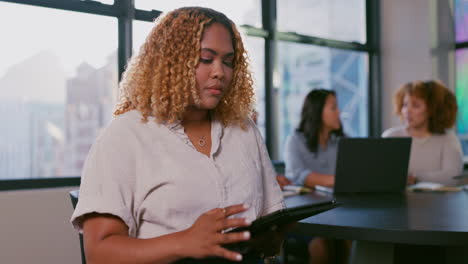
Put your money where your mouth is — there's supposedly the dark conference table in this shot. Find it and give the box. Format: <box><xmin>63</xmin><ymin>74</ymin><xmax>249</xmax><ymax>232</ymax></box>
<box><xmin>285</xmin><ymin>191</ymin><xmax>468</xmax><ymax>264</ymax></box>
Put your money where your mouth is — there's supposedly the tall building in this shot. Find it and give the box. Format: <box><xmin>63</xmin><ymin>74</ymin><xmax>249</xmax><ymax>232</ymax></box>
<box><xmin>29</xmin><ymin>102</ymin><xmax>65</xmax><ymax>178</ymax></box>
<box><xmin>0</xmin><ymin>51</ymin><xmax>66</xmax><ymax>179</ymax></box>
<box><xmin>64</xmin><ymin>56</ymin><xmax>117</xmax><ymax>176</ymax></box>
<box><xmin>0</xmin><ymin>100</ymin><xmax>31</xmax><ymax>179</ymax></box>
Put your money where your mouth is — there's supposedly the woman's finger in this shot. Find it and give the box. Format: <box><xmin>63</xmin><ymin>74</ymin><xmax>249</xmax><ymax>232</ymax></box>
<box><xmin>205</xmin><ymin>207</ymin><xmax>223</xmax><ymax>216</ymax></box>
<box><xmin>216</xmin><ymin>231</ymin><xmax>251</xmax><ymax>244</ymax></box>
<box><xmin>223</xmin><ymin>204</ymin><xmax>249</xmax><ymax>217</ymax></box>
<box><xmin>212</xmin><ymin>245</ymin><xmax>243</xmax><ymax>262</ymax></box>
<box><xmin>216</xmin><ymin>218</ymin><xmax>251</xmax><ymax>231</ymax></box>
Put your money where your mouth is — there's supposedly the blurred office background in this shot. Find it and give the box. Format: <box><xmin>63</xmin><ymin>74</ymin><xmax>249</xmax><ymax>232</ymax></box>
<box><xmin>0</xmin><ymin>0</ymin><xmax>466</xmax><ymax>263</ymax></box>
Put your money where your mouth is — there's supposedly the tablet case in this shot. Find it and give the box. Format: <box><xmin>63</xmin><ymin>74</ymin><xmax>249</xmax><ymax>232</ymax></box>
<box><xmin>225</xmin><ymin>198</ymin><xmax>341</xmax><ymax>254</ymax></box>
<box><xmin>231</xmin><ymin>198</ymin><xmax>339</xmax><ymax>235</ymax></box>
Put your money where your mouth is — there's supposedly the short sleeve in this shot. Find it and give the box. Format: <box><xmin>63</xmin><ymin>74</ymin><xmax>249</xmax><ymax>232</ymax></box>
<box><xmin>70</xmin><ymin>118</ymin><xmax>138</xmax><ymax>236</ymax></box>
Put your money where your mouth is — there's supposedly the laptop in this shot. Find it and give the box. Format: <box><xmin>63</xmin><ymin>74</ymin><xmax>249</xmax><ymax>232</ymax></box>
<box><xmin>333</xmin><ymin>137</ymin><xmax>412</xmax><ymax>193</ymax></box>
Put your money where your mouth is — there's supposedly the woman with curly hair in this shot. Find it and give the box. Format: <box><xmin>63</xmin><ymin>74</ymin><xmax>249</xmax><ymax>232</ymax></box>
<box><xmin>382</xmin><ymin>80</ymin><xmax>463</xmax><ymax>185</ymax></box>
<box><xmin>71</xmin><ymin>7</ymin><xmax>284</xmax><ymax>264</ymax></box>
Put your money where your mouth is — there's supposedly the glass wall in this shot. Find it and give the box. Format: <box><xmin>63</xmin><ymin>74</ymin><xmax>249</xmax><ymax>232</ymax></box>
<box><xmin>277</xmin><ymin>42</ymin><xmax>368</xmax><ymax>156</ymax></box>
<box><xmin>0</xmin><ymin>0</ymin><xmax>372</xmax><ymax>185</ymax></box>
<box><xmin>133</xmin><ymin>20</ymin><xmax>153</xmax><ymax>54</ymax></box>
<box><xmin>0</xmin><ymin>2</ymin><xmax>117</xmax><ymax>179</ymax></box>
<box><xmin>455</xmin><ymin>0</ymin><xmax>468</xmax><ymax>161</ymax></box>
<box><xmin>243</xmin><ymin>36</ymin><xmax>266</xmax><ymax>136</ymax></box>
<box><xmin>456</xmin><ymin>48</ymin><xmax>468</xmax><ymax>159</ymax></box>
<box><xmin>455</xmin><ymin>0</ymin><xmax>468</xmax><ymax>43</ymax></box>
<box><xmin>277</xmin><ymin>0</ymin><xmax>366</xmax><ymax>43</ymax></box>
<box><xmin>135</xmin><ymin>0</ymin><xmax>262</xmax><ymax>27</ymax></box>
<box><xmin>275</xmin><ymin>0</ymin><xmax>368</xmax><ymax>157</ymax></box>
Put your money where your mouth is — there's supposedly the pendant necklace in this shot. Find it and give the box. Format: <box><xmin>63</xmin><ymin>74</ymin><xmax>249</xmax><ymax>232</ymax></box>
<box><xmin>198</xmin><ymin>136</ymin><xmax>206</xmax><ymax>147</ymax></box>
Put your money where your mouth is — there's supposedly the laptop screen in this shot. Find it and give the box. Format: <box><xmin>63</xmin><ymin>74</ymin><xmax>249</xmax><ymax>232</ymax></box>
<box><xmin>334</xmin><ymin>138</ymin><xmax>412</xmax><ymax>193</ymax></box>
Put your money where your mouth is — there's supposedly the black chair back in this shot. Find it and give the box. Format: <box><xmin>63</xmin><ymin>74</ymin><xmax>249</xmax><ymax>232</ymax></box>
<box><xmin>69</xmin><ymin>190</ymin><xmax>86</xmax><ymax>264</ymax></box>
<box><xmin>272</xmin><ymin>160</ymin><xmax>285</xmax><ymax>175</ymax></box>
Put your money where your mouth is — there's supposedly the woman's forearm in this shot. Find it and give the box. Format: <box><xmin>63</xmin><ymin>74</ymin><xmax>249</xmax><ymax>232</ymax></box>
<box><xmin>84</xmin><ymin>205</ymin><xmax>250</xmax><ymax>264</ymax></box>
<box><xmin>86</xmin><ymin>230</ymin><xmax>188</xmax><ymax>264</ymax></box>
<box><xmin>303</xmin><ymin>172</ymin><xmax>334</xmax><ymax>188</ymax></box>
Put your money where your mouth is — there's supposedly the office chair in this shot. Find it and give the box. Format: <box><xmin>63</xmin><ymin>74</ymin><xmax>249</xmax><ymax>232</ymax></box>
<box><xmin>272</xmin><ymin>160</ymin><xmax>285</xmax><ymax>175</ymax></box>
<box><xmin>69</xmin><ymin>190</ymin><xmax>86</xmax><ymax>264</ymax></box>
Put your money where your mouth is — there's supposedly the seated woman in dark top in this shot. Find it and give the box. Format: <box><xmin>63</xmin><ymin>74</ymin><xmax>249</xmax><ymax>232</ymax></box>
<box><xmin>284</xmin><ymin>89</ymin><xmax>349</xmax><ymax>264</ymax></box>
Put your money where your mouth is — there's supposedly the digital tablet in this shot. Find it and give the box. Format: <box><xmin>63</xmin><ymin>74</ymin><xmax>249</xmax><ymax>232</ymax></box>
<box><xmin>224</xmin><ymin>198</ymin><xmax>340</xmax><ymax>254</ymax></box>
<box><xmin>229</xmin><ymin>198</ymin><xmax>340</xmax><ymax>236</ymax></box>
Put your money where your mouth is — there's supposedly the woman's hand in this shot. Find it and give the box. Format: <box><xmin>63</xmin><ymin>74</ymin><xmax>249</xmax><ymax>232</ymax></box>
<box><xmin>305</xmin><ymin>173</ymin><xmax>335</xmax><ymax>188</ymax></box>
<box><xmin>179</xmin><ymin>204</ymin><xmax>252</xmax><ymax>261</ymax></box>
<box><xmin>276</xmin><ymin>175</ymin><xmax>292</xmax><ymax>190</ymax></box>
<box><xmin>407</xmin><ymin>174</ymin><xmax>417</xmax><ymax>185</ymax></box>
<box><xmin>322</xmin><ymin>175</ymin><xmax>335</xmax><ymax>187</ymax></box>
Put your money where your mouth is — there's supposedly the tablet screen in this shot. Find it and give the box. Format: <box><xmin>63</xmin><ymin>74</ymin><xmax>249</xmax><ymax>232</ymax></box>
<box><xmin>230</xmin><ymin>198</ymin><xmax>339</xmax><ymax>236</ymax></box>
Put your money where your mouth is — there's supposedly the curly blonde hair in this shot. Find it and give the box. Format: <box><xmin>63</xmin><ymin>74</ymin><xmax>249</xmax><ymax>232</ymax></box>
<box><xmin>114</xmin><ymin>7</ymin><xmax>255</xmax><ymax>128</ymax></box>
<box><xmin>394</xmin><ymin>80</ymin><xmax>458</xmax><ymax>134</ymax></box>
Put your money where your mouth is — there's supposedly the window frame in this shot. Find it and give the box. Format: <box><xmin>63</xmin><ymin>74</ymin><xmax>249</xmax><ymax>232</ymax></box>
<box><xmin>0</xmin><ymin>0</ymin><xmax>380</xmax><ymax>189</ymax></box>
<box><xmin>454</xmin><ymin>0</ymin><xmax>468</xmax><ymax>164</ymax></box>
<box><xmin>455</xmin><ymin>46</ymin><xmax>468</xmax><ymax>164</ymax></box>
<box><xmin>256</xmin><ymin>0</ymin><xmax>380</xmax><ymax>159</ymax></box>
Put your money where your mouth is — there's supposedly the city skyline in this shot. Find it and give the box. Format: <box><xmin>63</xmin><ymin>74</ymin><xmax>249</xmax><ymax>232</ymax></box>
<box><xmin>0</xmin><ymin>50</ymin><xmax>117</xmax><ymax>179</ymax></box>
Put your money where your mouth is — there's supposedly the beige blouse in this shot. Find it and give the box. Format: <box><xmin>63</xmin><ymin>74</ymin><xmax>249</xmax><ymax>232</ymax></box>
<box><xmin>382</xmin><ymin>126</ymin><xmax>463</xmax><ymax>185</ymax></box>
<box><xmin>71</xmin><ymin>110</ymin><xmax>284</xmax><ymax>238</ymax></box>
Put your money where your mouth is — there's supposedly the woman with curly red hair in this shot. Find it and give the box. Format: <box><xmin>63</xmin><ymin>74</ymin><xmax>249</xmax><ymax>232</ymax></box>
<box><xmin>71</xmin><ymin>7</ymin><xmax>284</xmax><ymax>264</ymax></box>
<box><xmin>382</xmin><ymin>80</ymin><xmax>463</xmax><ymax>185</ymax></box>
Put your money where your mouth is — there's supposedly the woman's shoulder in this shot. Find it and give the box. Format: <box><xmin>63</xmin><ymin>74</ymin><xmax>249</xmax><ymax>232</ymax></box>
<box><xmin>285</xmin><ymin>130</ymin><xmax>306</xmax><ymax>147</ymax></box>
<box><xmin>382</xmin><ymin>126</ymin><xmax>407</xmax><ymax>137</ymax></box>
<box><xmin>111</xmin><ymin>109</ymin><xmax>145</xmax><ymax>126</ymax></box>
<box><xmin>288</xmin><ymin>130</ymin><xmax>304</xmax><ymax>139</ymax></box>
<box><xmin>92</xmin><ymin>111</ymin><xmax>135</xmax><ymax>144</ymax></box>
<box><xmin>98</xmin><ymin>110</ymin><xmax>161</xmax><ymax>142</ymax></box>
<box><xmin>432</xmin><ymin>130</ymin><xmax>461</xmax><ymax>143</ymax></box>
<box><xmin>238</xmin><ymin>117</ymin><xmax>264</xmax><ymax>141</ymax></box>
<box><xmin>428</xmin><ymin>131</ymin><xmax>463</xmax><ymax>154</ymax></box>
<box><xmin>231</xmin><ymin>116</ymin><xmax>268</xmax><ymax>133</ymax></box>
<box><xmin>100</xmin><ymin>110</ymin><xmax>136</xmax><ymax>135</ymax></box>
<box><xmin>110</xmin><ymin>110</ymin><xmax>169</xmax><ymax>130</ymax></box>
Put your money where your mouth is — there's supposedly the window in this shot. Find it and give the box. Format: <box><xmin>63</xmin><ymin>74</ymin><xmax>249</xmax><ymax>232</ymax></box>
<box><xmin>274</xmin><ymin>0</ymin><xmax>371</xmax><ymax>158</ymax></box>
<box><xmin>456</xmin><ymin>48</ymin><xmax>468</xmax><ymax>160</ymax></box>
<box><xmin>277</xmin><ymin>0</ymin><xmax>366</xmax><ymax>43</ymax></box>
<box><xmin>95</xmin><ymin>0</ymin><xmax>114</xmax><ymax>4</ymax></box>
<box><xmin>455</xmin><ymin>0</ymin><xmax>468</xmax><ymax>43</ymax></box>
<box><xmin>135</xmin><ymin>0</ymin><xmax>262</xmax><ymax>27</ymax></box>
<box><xmin>0</xmin><ymin>0</ymin><xmax>375</xmax><ymax>188</ymax></box>
<box><xmin>455</xmin><ymin>0</ymin><xmax>468</xmax><ymax>161</ymax></box>
<box><xmin>243</xmin><ymin>35</ymin><xmax>266</xmax><ymax>136</ymax></box>
<box><xmin>0</xmin><ymin>2</ymin><xmax>117</xmax><ymax>179</ymax></box>
<box><xmin>277</xmin><ymin>42</ymin><xmax>368</xmax><ymax>157</ymax></box>
<box><xmin>133</xmin><ymin>20</ymin><xmax>154</xmax><ymax>53</ymax></box>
